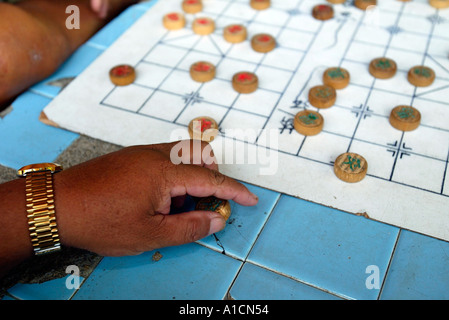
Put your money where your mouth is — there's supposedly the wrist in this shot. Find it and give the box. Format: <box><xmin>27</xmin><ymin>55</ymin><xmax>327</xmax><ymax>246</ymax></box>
<box><xmin>17</xmin><ymin>163</ymin><xmax>63</xmax><ymax>255</ymax></box>
<box><xmin>51</xmin><ymin>171</ymin><xmax>77</xmax><ymax>250</ymax></box>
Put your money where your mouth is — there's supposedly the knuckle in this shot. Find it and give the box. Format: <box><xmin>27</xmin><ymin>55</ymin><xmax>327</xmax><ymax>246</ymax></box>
<box><xmin>209</xmin><ymin>169</ymin><xmax>226</xmax><ymax>186</ymax></box>
<box><xmin>145</xmin><ymin>215</ymin><xmax>170</xmax><ymax>247</ymax></box>
<box><xmin>184</xmin><ymin>220</ymin><xmax>202</xmax><ymax>243</ymax></box>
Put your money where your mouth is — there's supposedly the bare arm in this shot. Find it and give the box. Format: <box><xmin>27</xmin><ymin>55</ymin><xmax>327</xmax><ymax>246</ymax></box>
<box><xmin>0</xmin><ymin>0</ymin><xmax>133</xmax><ymax>106</ymax></box>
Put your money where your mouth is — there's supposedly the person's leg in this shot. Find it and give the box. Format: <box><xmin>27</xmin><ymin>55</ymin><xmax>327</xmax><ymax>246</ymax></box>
<box><xmin>0</xmin><ymin>0</ymin><xmax>136</xmax><ymax>109</ymax></box>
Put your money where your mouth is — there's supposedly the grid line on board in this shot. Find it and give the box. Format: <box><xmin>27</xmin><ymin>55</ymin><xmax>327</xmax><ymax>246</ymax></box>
<box><xmin>219</xmin><ymin>0</ymin><xmax>308</xmax><ymax>132</ymax></box>
<box><xmin>345</xmin><ymin>1</ymin><xmax>405</xmax><ymax>153</ymax></box>
<box><xmin>97</xmin><ymin>0</ymin><xmax>449</xmax><ymax>197</ymax></box>
<box><xmin>388</xmin><ymin>2</ymin><xmax>439</xmax><ymax>185</ymax></box>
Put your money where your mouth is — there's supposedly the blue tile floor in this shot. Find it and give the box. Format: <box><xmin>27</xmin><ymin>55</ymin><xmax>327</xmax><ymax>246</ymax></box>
<box><xmin>2</xmin><ymin>1</ymin><xmax>449</xmax><ymax>300</ymax></box>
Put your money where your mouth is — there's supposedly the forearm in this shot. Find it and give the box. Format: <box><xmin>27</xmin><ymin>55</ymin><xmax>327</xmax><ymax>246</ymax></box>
<box><xmin>0</xmin><ymin>0</ymin><xmax>106</xmax><ymax>105</ymax></box>
<box><xmin>0</xmin><ymin>2</ymin><xmax>70</xmax><ymax>104</ymax></box>
<box><xmin>16</xmin><ymin>0</ymin><xmax>107</xmax><ymax>52</ymax></box>
<box><xmin>0</xmin><ymin>178</ymin><xmax>33</xmax><ymax>278</ymax></box>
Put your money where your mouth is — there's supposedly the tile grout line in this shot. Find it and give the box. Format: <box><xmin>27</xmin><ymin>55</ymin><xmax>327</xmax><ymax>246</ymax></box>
<box><xmin>377</xmin><ymin>229</ymin><xmax>402</xmax><ymax>300</ymax></box>
<box><xmin>225</xmin><ymin>192</ymin><xmax>283</xmax><ymax>299</ymax></box>
<box><xmin>68</xmin><ymin>256</ymin><xmax>105</xmax><ymax>300</ymax></box>
<box><xmin>242</xmin><ymin>259</ymin><xmax>352</xmax><ymax>300</ymax></box>
<box><xmin>242</xmin><ymin>193</ymin><xmax>282</xmax><ymax>263</ymax></box>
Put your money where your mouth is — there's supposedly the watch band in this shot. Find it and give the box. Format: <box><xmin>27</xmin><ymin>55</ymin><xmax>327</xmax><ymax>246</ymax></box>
<box><xmin>22</xmin><ymin>166</ymin><xmax>62</xmax><ymax>255</ymax></box>
<box><xmin>25</xmin><ymin>170</ymin><xmax>61</xmax><ymax>255</ymax></box>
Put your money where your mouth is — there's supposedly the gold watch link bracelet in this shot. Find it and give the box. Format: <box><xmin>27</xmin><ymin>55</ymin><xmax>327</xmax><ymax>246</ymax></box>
<box><xmin>17</xmin><ymin>163</ymin><xmax>63</xmax><ymax>255</ymax></box>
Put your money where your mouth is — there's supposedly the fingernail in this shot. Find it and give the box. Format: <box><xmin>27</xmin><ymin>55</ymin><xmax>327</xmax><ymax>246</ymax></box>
<box><xmin>208</xmin><ymin>214</ymin><xmax>226</xmax><ymax>235</ymax></box>
<box><xmin>91</xmin><ymin>0</ymin><xmax>101</xmax><ymax>11</ymax></box>
<box><xmin>251</xmin><ymin>192</ymin><xmax>259</xmax><ymax>201</ymax></box>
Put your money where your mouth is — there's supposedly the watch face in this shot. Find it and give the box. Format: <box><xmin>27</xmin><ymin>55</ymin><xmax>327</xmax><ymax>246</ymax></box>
<box><xmin>17</xmin><ymin>163</ymin><xmax>63</xmax><ymax>176</ymax></box>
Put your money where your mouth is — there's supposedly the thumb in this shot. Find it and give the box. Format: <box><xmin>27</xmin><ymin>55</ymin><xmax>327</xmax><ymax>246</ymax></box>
<box><xmin>151</xmin><ymin>211</ymin><xmax>226</xmax><ymax>248</ymax></box>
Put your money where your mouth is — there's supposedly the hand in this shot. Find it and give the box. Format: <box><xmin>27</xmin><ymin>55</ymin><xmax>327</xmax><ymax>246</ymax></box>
<box><xmin>54</xmin><ymin>140</ymin><xmax>258</xmax><ymax>257</ymax></box>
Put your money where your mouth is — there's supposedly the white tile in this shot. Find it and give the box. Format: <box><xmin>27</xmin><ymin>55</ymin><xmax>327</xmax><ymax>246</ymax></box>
<box><xmin>345</xmin><ymin>42</ymin><xmax>387</xmax><ymax>64</ymax></box>
<box><xmin>175</xmin><ymin>101</ymin><xmax>228</xmax><ymax>126</ymax></box>
<box><xmin>256</xmin><ymin>66</ymin><xmax>294</xmax><ymax>93</ymax></box>
<box><xmin>233</xmin><ymin>89</ymin><xmax>281</xmax><ymax>117</ymax></box>
<box><xmin>176</xmin><ymin>50</ymin><xmax>222</xmax><ymax>72</ymax></box>
<box><xmin>298</xmin><ymin>131</ymin><xmax>351</xmax><ymax>165</ymax></box>
<box><xmin>134</xmin><ymin>62</ymin><xmax>172</xmax><ymax>88</ymax></box>
<box><xmin>199</xmin><ymin>78</ymin><xmax>239</xmax><ymax>106</ymax></box>
<box><xmin>223</xmin><ymin>2</ymin><xmax>257</xmax><ymax>21</ymax></box>
<box><xmin>257</xmin><ymin>108</ymin><xmax>305</xmax><ymax>155</ymax></box>
<box><xmin>143</xmin><ymin>44</ymin><xmax>188</xmax><ymax>67</ymax></box>
<box><xmin>349</xmin><ymin>139</ymin><xmax>397</xmax><ymax>180</ymax></box>
<box><xmin>220</xmin><ymin>109</ymin><xmax>267</xmax><ymax>143</ymax></box>
<box><xmin>263</xmin><ymin>47</ymin><xmax>305</xmax><ymax>71</ymax></box>
<box><xmin>278</xmin><ymin>28</ymin><xmax>315</xmax><ymax>52</ymax></box>
<box><xmin>159</xmin><ymin>69</ymin><xmax>202</xmax><ymax>95</ymax></box>
<box><xmin>402</xmin><ymin>126</ymin><xmax>449</xmax><ymax>161</ymax></box>
<box><xmin>352</xmin><ymin>114</ymin><xmax>403</xmax><ymax>148</ymax></box>
<box><xmin>413</xmin><ymin>97</ymin><xmax>449</xmax><ymax>131</ymax></box>
<box><xmin>139</xmin><ymin>90</ymin><xmax>186</xmax><ymax>121</ymax></box>
<box><xmin>392</xmin><ymin>153</ymin><xmax>447</xmax><ymax>193</ymax></box>
<box><xmin>253</xmin><ymin>9</ymin><xmax>291</xmax><ymax>28</ymax></box>
<box><xmin>103</xmin><ymin>85</ymin><xmax>153</xmax><ymax>112</ymax></box>
<box><xmin>389</xmin><ymin>32</ymin><xmax>429</xmax><ymax>55</ymax></box>
<box><xmin>216</xmin><ymin>57</ymin><xmax>257</xmax><ymax>80</ymax></box>
<box><xmin>319</xmin><ymin>106</ymin><xmax>361</xmax><ymax>138</ymax></box>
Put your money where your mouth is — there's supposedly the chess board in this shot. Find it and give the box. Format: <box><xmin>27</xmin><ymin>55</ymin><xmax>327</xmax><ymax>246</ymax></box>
<box><xmin>43</xmin><ymin>0</ymin><xmax>449</xmax><ymax>241</ymax></box>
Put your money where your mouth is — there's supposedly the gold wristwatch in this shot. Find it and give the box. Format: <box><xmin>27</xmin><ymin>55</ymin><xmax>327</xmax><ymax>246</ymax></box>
<box><xmin>17</xmin><ymin>163</ymin><xmax>63</xmax><ymax>255</ymax></box>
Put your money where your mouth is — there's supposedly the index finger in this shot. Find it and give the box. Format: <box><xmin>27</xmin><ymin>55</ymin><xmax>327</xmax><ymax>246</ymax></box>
<box><xmin>144</xmin><ymin>140</ymin><xmax>219</xmax><ymax>171</ymax></box>
<box><xmin>167</xmin><ymin>164</ymin><xmax>259</xmax><ymax>207</ymax></box>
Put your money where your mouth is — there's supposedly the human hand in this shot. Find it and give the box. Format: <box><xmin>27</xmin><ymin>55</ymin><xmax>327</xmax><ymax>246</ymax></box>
<box><xmin>53</xmin><ymin>140</ymin><xmax>258</xmax><ymax>257</ymax></box>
